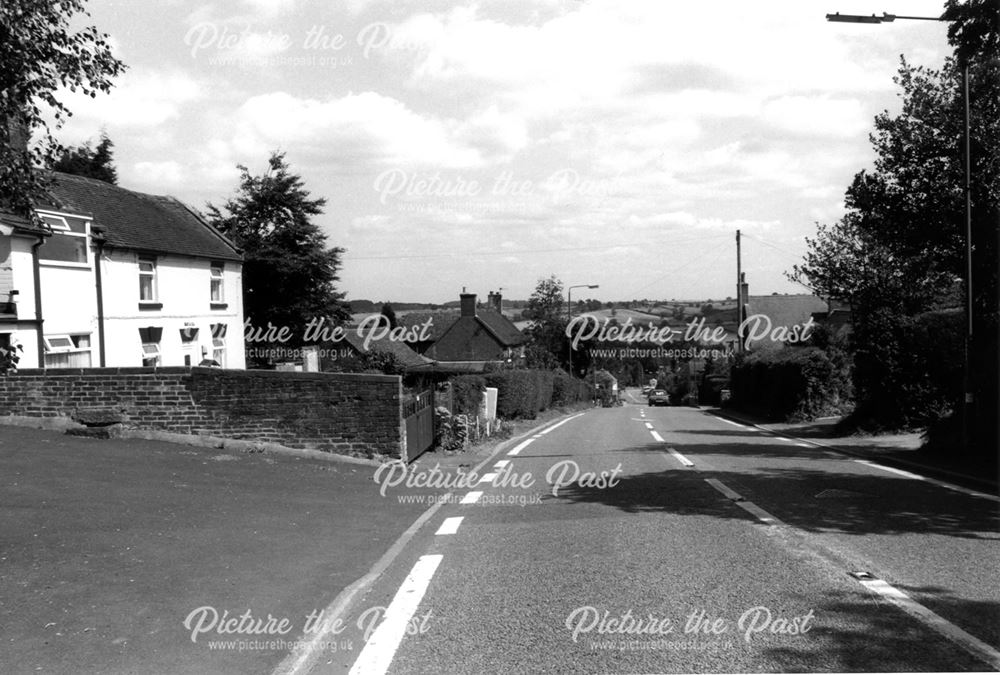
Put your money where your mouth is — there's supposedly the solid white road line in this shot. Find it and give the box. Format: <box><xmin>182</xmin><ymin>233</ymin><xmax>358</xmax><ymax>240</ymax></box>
<box><xmin>650</xmin><ymin>430</ymin><xmax>665</xmax><ymax>443</ymax></box>
<box><xmin>538</xmin><ymin>412</ymin><xmax>585</xmax><ymax>435</ymax></box>
<box><xmin>349</xmin><ymin>554</ymin><xmax>443</xmax><ymax>675</ymax></box>
<box><xmin>665</xmin><ymin>447</ymin><xmax>694</xmax><ymax>468</ymax></box>
<box><xmin>854</xmin><ymin>459</ymin><xmax>925</xmax><ymax>480</ymax></box>
<box><xmin>854</xmin><ymin>459</ymin><xmax>1000</xmax><ymax>502</ymax></box>
<box><xmin>774</xmin><ymin>436</ymin><xmax>795</xmax><ymax>443</ymax></box>
<box><xmin>716</xmin><ymin>417</ymin><xmax>747</xmax><ymax>428</ymax></box>
<box><xmin>700</xmin><ymin>475</ymin><xmax>1000</xmax><ymax>669</ymax></box>
<box><xmin>508</xmin><ymin>438</ymin><xmax>534</xmax><ymax>456</ymax></box>
<box><xmin>855</xmin><ymin>578</ymin><xmax>1000</xmax><ymax>670</ymax></box>
<box><xmin>435</xmin><ymin>517</ymin><xmax>463</xmax><ymax>536</ymax></box>
<box><xmin>459</xmin><ymin>491</ymin><xmax>483</xmax><ymax>504</ymax></box>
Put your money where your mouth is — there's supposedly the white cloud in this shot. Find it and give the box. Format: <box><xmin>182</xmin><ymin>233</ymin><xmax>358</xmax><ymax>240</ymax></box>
<box><xmin>229</xmin><ymin>91</ymin><xmax>484</xmax><ymax>168</ymax></box>
<box><xmin>56</xmin><ymin>70</ymin><xmax>203</xmax><ymax>138</ymax></box>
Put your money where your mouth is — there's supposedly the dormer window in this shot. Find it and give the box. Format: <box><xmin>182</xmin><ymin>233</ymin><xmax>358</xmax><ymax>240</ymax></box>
<box><xmin>37</xmin><ymin>213</ymin><xmax>90</xmax><ymax>266</ymax></box>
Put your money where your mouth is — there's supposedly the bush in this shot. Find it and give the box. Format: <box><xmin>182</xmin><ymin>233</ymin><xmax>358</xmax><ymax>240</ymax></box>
<box><xmin>847</xmin><ymin>307</ymin><xmax>961</xmax><ymax>431</ymax></box>
<box><xmin>553</xmin><ymin>369</ymin><xmax>591</xmax><ymax>406</ymax></box>
<box><xmin>434</xmin><ymin>406</ymin><xmax>468</xmax><ymax>451</ymax></box>
<box><xmin>450</xmin><ymin>375</ymin><xmax>486</xmax><ymax>416</ymax></box>
<box><xmin>730</xmin><ymin>346</ymin><xmax>852</xmax><ymax>422</ymax></box>
<box><xmin>484</xmin><ymin>370</ymin><xmax>539</xmax><ymax>419</ymax></box>
<box><xmin>483</xmin><ymin>369</ymin><xmax>594</xmax><ymax>419</ymax></box>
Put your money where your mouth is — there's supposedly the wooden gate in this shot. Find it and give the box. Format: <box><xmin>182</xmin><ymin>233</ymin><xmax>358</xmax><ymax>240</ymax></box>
<box><xmin>403</xmin><ymin>389</ymin><xmax>434</xmax><ymax>462</ymax></box>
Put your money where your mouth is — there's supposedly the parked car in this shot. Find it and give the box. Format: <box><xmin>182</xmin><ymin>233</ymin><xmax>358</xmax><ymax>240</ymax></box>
<box><xmin>647</xmin><ymin>389</ymin><xmax>670</xmax><ymax>406</ymax></box>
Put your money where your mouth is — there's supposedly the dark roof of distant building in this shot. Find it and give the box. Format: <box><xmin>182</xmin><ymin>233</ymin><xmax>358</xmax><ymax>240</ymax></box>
<box><xmin>38</xmin><ymin>172</ymin><xmax>241</xmax><ymax>262</ymax></box>
<box><xmin>746</xmin><ymin>294</ymin><xmax>827</xmax><ymax>328</ymax></box>
<box><xmin>397</xmin><ymin>311</ymin><xmax>459</xmax><ymax>341</ymax></box>
<box><xmin>341</xmin><ymin>330</ymin><xmax>434</xmax><ymax>369</ymax></box>
<box><xmin>475</xmin><ymin>309</ymin><xmax>528</xmax><ymax>346</ymax></box>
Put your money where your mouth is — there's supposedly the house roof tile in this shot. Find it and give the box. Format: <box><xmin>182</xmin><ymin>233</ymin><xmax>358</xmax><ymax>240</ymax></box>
<box><xmin>40</xmin><ymin>173</ymin><xmax>242</xmax><ymax>262</ymax></box>
<box><xmin>745</xmin><ymin>294</ymin><xmax>828</xmax><ymax>328</ymax></box>
<box><xmin>341</xmin><ymin>330</ymin><xmax>434</xmax><ymax>369</ymax></box>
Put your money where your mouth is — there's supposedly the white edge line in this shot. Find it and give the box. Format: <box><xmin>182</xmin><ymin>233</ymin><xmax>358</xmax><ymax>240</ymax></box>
<box><xmin>538</xmin><ymin>412</ymin><xmax>585</xmax><ymax>435</ymax></box>
<box><xmin>854</xmin><ymin>459</ymin><xmax>1000</xmax><ymax>503</ymax></box>
<box><xmin>348</xmin><ymin>554</ymin><xmax>443</xmax><ymax>675</ymax></box>
<box><xmin>508</xmin><ymin>438</ymin><xmax>533</xmax><ymax>456</ymax></box>
<box><xmin>854</xmin><ymin>459</ymin><xmax>925</xmax><ymax>481</ymax></box>
<box><xmin>856</xmin><ymin>578</ymin><xmax>1000</xmax><ymax>669</ymax></box>
<box><xmin>435</xmin><ymin>517</ymin><xmax>463</xmax><ymax>536</ymax></box>
<box><xmin>716</xmin><ymin>417</ymin><xmax>747</xmax><ymax>428</ymax></box>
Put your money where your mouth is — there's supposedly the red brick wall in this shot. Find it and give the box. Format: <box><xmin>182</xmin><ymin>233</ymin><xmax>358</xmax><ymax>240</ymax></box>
<box><xmin>0</xmin><ymin>367</ymin><xmax>404</xmax><ymax>459</ymax></box>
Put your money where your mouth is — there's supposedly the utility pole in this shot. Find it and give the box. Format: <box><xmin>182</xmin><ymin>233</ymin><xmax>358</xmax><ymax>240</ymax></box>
<box><xmin>736</xmin><ymin>229</ymin><xmax>743</xmax><ymax>354</ymax></box>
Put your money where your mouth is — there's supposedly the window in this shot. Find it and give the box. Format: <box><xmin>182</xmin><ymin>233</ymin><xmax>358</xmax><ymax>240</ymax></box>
<box><xmin>138</xmin><ymin>327</ymin><xmax>163</xmax><ymax>367</ymax></box>
<box><xmin>43</xmin><ymin>334</ymin><xmax>92</xmax><ymax>368</ymax></box>
<box><xmin>211</xmin><ymin>323</ymin><xmax>227</xmax><ymax>367</ymax></box>
<box><xmin>210</xmin><ymin>263</ymin><xmax>224</xmax><ymax>303</ymax></box>
<box><xmin>141</xmin><ymin>343</ymin><xmax>161</xmax><ymax>367</ymax></box>
<box><xmin>38</xmin><ymin>214</ymin><xmax>89</xmax><ymax>265</ymax></box>
<box><xmin>212</xmin><ymin>338</ymin><xmax>226</xmax><ymax>366</ymax></box>
<box><xmin>139</xmin><ymin>258</ymin><xmax>157</xmax><ymax>303</ymax></box>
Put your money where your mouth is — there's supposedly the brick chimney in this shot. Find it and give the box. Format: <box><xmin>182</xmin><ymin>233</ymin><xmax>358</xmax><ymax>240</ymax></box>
<box><xmin>460</xmin><ymin>291</ymin><xmax>477</xmax><ymax>317</ymax></box>
<box><xmin>487</xmin><ymin>291</ymin><xmax>502</xmax><ymax>313</ymax></box>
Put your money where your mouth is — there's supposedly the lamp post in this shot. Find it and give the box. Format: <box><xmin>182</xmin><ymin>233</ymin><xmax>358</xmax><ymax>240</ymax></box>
<box><xmin>567</xmin><ymin>283</ymin><xmax>599</xmax><ymax>379</ymax></box>
<box><xmin>826</xmin><ymin>10</ymin><xmax>975</xmax><ymax>452</ymax></box>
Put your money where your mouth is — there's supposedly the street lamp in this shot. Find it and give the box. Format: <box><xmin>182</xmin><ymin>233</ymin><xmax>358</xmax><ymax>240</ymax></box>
<box><xmin>567</xmin><ymin>283</ymin><xmax>599</xmax><ymax>379</ymax></box>
<box><xmin>826</xmin><ymin>10</ymin><xmax>975</xmax><ymax>450</ymax></box>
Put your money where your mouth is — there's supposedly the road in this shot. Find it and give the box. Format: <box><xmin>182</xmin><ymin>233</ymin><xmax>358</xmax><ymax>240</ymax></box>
<box><xmin>300</xmin><ymin>393</ymin><xmax>1000</xmax><ymax>674</ymax></box>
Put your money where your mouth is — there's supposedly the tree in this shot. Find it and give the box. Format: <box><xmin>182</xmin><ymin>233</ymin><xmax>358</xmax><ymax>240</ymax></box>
<box><xmin>380</xmin><ymin>303</ymin><xmax>398</xmax><ymax>330</ymax></box>
<box><xmin>49</xmin><ymin>132</ymin><xmax>117</xmax><ymax>183</ymax></box>
<box><xmin>523</xmin><ymin>275</ymin><xmax>583</xmax><ymax>372</ymax></box>
<box><xmin>207</xmin><ymin>152</ymin><xmax>350</xmax><ymax>351</ymax></box>
<box><xmin>1</xmin><ymin>0</ymin><xmax>126</xmax><ymax>216</ymax></box>
<box><xmin>792</xmin><ymin>45</ymin><xmax>999</xmax><ymax>431</ymax></box>
<box><xmin>524</xmin><ymin>274</ymin><xmax>564</xmax><ymax>322</ymax></box>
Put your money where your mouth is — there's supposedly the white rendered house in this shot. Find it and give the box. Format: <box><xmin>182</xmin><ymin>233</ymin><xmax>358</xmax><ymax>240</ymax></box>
<box><xmin>0</xmin><ymin>172</ymin><xmax>245</xmax><ymax>369</ymax></box>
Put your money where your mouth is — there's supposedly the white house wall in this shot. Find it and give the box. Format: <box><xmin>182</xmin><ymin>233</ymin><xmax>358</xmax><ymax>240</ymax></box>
<box><xmin>0</xmin><ymin>233</ymin><xmax>42</xmax><ymax>367</ymax></box>
<box><xmin>100</xmin><ymin>249</ymin><xmax>245</xmax><ymax>369</ymax></box>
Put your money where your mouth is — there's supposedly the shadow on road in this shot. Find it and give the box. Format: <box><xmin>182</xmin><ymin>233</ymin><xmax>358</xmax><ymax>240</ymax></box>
<box><xmin>556</xmin><ymin>442</ymin><xmax>1000</xmax><ymax>540</ymax></box>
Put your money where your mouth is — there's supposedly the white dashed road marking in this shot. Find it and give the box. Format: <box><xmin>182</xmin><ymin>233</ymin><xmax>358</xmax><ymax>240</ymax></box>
<box><xmin>349</xmin><ymin>555</ymin><xmax>443</xmax><ymax>675</ymax></box>
<box><xmin>665</xmin><ymin>447</ymin><xmax>694</xmax><ymax>468</ymax></box>
<box><xmin>434</xmin><ymin>517</ymin><xmax>463</xmax><ymax>536</ymax></box>
<box><xmin>459</xmin><ymin>491</ymin><xmax>483</xmax><ymax>505</ymax></box>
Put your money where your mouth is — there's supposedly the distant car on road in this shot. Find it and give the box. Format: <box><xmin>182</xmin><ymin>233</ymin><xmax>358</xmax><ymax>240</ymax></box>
<box><xmin>647</xmin><ymin>389</ymin><xmax>670</xmax><ymax>406</ymax></box>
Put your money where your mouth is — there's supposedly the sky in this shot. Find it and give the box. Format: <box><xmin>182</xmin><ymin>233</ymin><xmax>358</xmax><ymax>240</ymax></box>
<box><xmin>52</xmin><ymin>0</ymin><xmax>952</xmax><ymax>304</ymax></box>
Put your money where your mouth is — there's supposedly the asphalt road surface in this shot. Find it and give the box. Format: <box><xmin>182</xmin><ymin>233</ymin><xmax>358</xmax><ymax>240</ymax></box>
<box><xmin>299</xmin><ymin>395</ymin><xmax>1000</xmax><ymax>674</ymax></box>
